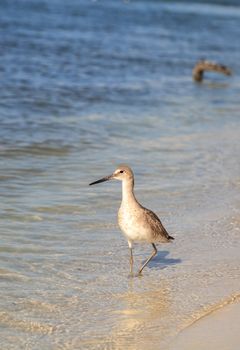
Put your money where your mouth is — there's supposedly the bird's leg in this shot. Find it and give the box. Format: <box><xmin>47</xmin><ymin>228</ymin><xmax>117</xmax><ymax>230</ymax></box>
<box><xmin>127</xmin><ymin>241</ymin><xmax>134</xmax><ymax>276</ymax></box>
<box><xmin>129</xmin><ymin>248</ymin><xmax>133</xmax><ymax>274</ymax></box>
<box><xmin>138</xmin><ymin>243</ymin><xmax>157</xmax><ymax>275</ymax></box>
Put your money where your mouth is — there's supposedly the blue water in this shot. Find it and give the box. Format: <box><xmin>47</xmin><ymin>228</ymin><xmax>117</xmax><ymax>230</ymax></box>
<box><xmin>0</xmin><ymin>1</ymin><xmax>240</xmax><ymax>349</ymax></box>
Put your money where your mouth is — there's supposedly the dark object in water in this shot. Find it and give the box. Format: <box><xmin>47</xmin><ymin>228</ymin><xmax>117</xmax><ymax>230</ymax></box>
<box><xmin>192</xmin><ymin>59</ymin><xmax>232</xmax><ymax>82</ymax></box>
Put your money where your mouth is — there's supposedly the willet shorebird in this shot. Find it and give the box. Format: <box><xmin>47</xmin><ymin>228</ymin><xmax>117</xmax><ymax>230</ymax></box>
<box><xmin>89</xmin><ymin>165</ymin><xmax>174</xmax><ymax>276</ymax></box>
<box><xmin>192</xmin><ymin>59</ymin><xmax>232</xmax><ymax>82</ymax></box>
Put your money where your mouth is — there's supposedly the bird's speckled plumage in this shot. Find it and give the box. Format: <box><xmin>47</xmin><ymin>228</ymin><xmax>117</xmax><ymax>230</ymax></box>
<box><xmin>89</xmin><ymin>164</ymin><xmax>174</xmax><ymax>275</ymax></box>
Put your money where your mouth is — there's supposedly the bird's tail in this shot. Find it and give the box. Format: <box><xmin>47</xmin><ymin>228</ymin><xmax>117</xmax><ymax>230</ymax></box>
<box><xmin>168</xmin><ymin>235</ymin><xmax>174</xmax><ymax>240</ymax></box>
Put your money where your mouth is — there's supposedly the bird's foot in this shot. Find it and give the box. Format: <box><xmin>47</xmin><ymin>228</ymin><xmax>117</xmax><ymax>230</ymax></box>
<box><xmin>128</xmin><ymin>271</ymin><xmax>134</xmax><ymax>278</ymax></box>
<box><xmin>135</xmin><ymin>271</ymin><xmax>143</xmax><ymax>278</ymax></box>
<box><xmin>127</xmin><ymin>271</ymin><xmax>143</xmax><ymax>278</ymax></box>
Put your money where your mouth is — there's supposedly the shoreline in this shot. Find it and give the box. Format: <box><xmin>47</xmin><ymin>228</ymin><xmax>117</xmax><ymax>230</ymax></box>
<box><xmin>169</xmin><ymin>294</ymin><xmax>240</xmax><ymax>350</ymax></box>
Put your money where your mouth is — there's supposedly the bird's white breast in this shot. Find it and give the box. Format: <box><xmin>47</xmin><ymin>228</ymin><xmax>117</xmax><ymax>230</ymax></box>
<box><xmin>118</xmin><ymin>204</ymin><xmax>151</xmax><ymax>242</ymax></box>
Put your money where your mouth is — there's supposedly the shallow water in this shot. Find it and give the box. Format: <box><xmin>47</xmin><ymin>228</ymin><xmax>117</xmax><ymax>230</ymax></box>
<box><xmin>0</xmin><ymin>0</ymin><xmax>240</xmax><ymax>349</ymax></box>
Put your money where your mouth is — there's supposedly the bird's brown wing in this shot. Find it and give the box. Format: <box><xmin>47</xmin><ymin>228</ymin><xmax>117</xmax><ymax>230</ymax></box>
<box><xmin>143</xmin><ymin>207</ymin><xmax>174</xmax><ymax>242</ymax></box>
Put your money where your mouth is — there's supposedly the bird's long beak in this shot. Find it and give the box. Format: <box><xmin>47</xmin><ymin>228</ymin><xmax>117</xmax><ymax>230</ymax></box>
<box><xmin>89</xmin><ymin>174</ymin><xmax>113</xmax><ymax>186</ymax></box>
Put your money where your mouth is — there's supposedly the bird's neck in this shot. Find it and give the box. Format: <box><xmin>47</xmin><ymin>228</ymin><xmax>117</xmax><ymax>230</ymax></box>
<box><xmin>121</xmin><ymin>179</ymin><xmax>138</xmax><ymax>206</ymax></box>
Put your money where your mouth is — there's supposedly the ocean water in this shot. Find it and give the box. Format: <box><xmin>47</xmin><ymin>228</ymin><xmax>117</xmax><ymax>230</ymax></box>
<box><xmin>0</xmin><ymin>0</ymin><xmax>240</xmax><ymax>349</ymax></box>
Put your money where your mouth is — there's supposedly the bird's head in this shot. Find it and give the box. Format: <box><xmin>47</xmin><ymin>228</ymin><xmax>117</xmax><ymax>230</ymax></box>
<box><xmin>89</xmin><ymin>164</ymin><xmax>134</xmax><ymax>186</ymax></box>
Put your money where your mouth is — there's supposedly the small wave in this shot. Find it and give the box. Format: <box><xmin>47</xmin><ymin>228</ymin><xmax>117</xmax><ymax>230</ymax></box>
<box><xmin>0</xmin><ymin>213</ymin><xmax>43</xmax><ymax>222</ymax></box>
<box><xmin>0</xmin><ymin>311</ymin><xmax>55</xmax><ymax>334</ymax></box>
<box><xmin>0</xmin><ymin>268</ymin><xmax>29</xmax><ymax>282</ymax></box>
<box><xmin>0</xmin><ymin>144</ymin><xmax>71</xmax><ymax>158</ymax></box>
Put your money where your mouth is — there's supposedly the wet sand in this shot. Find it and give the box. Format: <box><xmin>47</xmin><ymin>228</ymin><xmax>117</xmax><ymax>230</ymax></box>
<box><xmin>169</xmin><ymin>298</ymin><xmax>240</xmax><ymax>350</ymax></box>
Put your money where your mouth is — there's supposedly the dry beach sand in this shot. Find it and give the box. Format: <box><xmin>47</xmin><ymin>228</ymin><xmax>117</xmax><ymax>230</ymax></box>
<box><xmin>169</xmin><ymin>297</ymin><xmax>240</xmax><ymax>350</ymax></box>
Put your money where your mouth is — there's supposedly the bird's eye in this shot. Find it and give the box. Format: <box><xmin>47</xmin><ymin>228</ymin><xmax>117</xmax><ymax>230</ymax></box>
<box><xmin>120</xmin><ymin>170</ymin><xmax>124</xmax><ymax>173</ymax></box>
